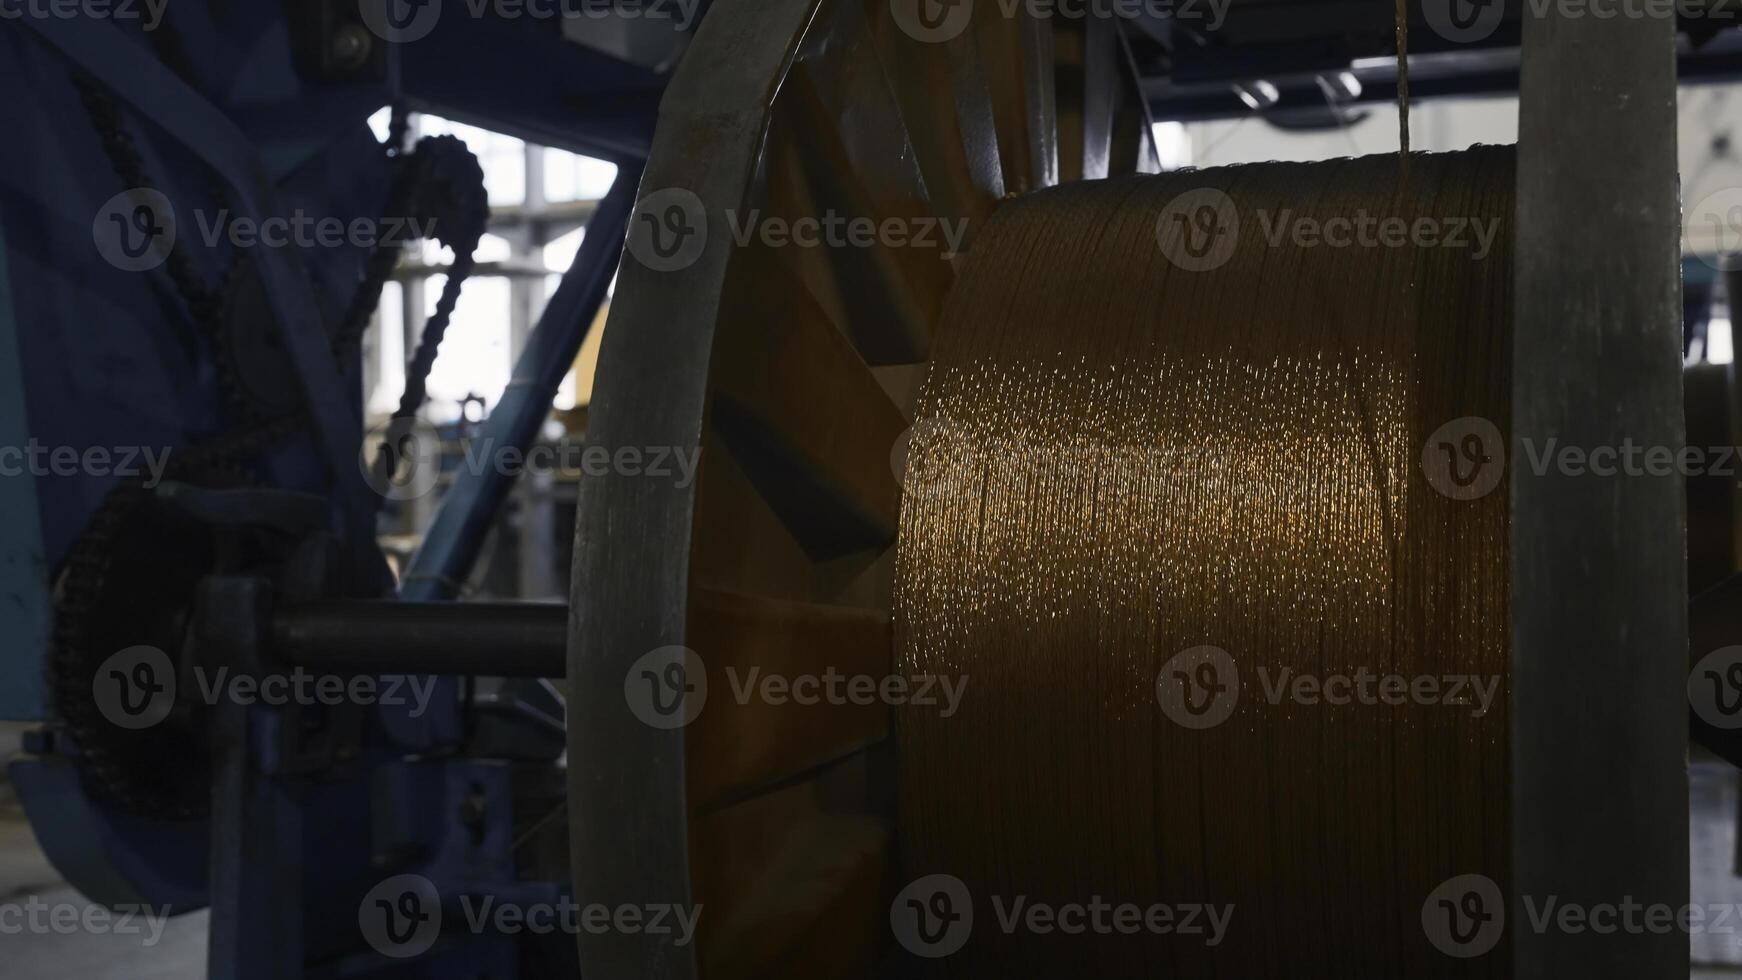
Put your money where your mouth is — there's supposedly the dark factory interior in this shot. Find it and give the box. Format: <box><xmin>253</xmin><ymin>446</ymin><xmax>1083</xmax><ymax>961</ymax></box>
<box><xmin>1</xmin><ymin>0</ymin><xmax>1740</xmax><ymax>976</ymax></box>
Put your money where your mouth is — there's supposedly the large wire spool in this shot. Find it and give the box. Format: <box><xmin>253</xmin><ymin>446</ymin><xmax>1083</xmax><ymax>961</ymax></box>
<box><xmin>570</xmin><ymin>0</ymin><xmax>1161</xmax><ymax>976</ymax></box>
<box><xmin>895</xmin><ymin>147</ymin><xmax>1515</xmax><ymax>975</ymax></box>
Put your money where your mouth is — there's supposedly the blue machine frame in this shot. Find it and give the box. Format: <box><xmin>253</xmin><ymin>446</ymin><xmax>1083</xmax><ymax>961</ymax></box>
<box><xmin>0</xmin><ymin>4</ymin><xmax>659</xmax><ymax>977</ymax></box>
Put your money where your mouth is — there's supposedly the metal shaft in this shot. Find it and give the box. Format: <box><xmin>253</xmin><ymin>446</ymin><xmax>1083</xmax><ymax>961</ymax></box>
<box><xmin>272</xmin><ymin>600</ymin><xmax>567</xmax><ymax>678</ymax></box>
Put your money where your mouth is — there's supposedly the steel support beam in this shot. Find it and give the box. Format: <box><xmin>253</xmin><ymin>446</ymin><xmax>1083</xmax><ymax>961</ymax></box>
<box><xmin>400</xmin><ymin>169</ymin><xmax>638</xmax><ymax>602</ymax></box>
<box><xmin>1512</xmin><ymin>13</ymin><xmax>1687</xmax><ymax>978</ymax></box>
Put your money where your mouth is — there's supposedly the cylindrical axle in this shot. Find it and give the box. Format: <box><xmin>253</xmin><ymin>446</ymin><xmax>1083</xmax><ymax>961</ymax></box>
<box><xmin>272</xmin><ymin>600</ymin><xmax>568</xmax><ymax>678</ymax></box>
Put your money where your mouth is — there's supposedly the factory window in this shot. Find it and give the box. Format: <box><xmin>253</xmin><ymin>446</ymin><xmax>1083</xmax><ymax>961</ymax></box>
<box><xmin>361</xmin><ymin>109</ymin><xmax>618</xmax><ymax>424</ymax></box>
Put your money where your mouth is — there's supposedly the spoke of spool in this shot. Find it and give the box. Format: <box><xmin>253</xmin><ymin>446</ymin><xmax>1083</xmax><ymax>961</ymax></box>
<box><xmin>1054</xmin><ymin>19</ymin><xmax>1088</xmax><ymax>183</ymax></box>
<box><xmin>710</xmin><ymin>262</ymin><xmax>906</xmax><ymax>559</ymax></box>
<box><xmin>1109</xmin><ymin>33</ymin><xmax>1161</xmax><ymax>175</ymax></box>
<box><xmin>690</xmin><ymin>436</ymin><xmax>816</xmax><ymax>601</ymax></box>
<box><xmin>685</xmin><ymin>587</ymin><xmax>892</xmax><ymax>807</ymax></box>
<box><xmin>1077</xmin><ymin>18</ymin><xmax>1118</xmax><ymax>180</ymax></box>
<box><xmin>769</xmin><ymin>49</ymin><xmax>954</xmax><ymax>365</ymax></box>
<box><xmin>693</xmin><ymin>788</ymin><xmax>888</xmax><ymax>980</ymax></box>
<box><xmin>974</xmin><ymin>6</ymin><xmax>1059</xmax><ymax>194</ymax></box>
<box><xmin>864</xmin><ymin>0</ymin><xmax>1003</xmax><ymax>228</ymax></box>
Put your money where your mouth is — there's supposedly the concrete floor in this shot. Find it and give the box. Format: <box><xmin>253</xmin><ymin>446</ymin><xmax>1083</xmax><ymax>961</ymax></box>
<box><xmin>0</xmin><ymin>724</ymin><xmax>207</xmax><ymax>979</ymax></box>
<box><xmin>2</xmin><ymin>722</ymin><xmax>1741</xmax><ymax>978</ymax></box>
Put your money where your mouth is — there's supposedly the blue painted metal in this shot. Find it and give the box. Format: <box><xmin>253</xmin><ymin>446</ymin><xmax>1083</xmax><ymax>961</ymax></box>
<box><xmin>400</xmin><ymin>170</ymin><xmax>639</xmax><ymax>603</ymax></box>
<box><xmin>0</xmin><ymin>223</ymin><xmax>51</xmax><ymax>720</ymax></box>
<box><xmin>395</xmin><ymin>3</ymin><xmax>662</xmax><ymax>164</ymax></box>
<box><xmin>16</xmin><ymin>14</ymin><xmax>389</xmax><ymax>587</ymax></box>
<box><xmin>0</xmin><ymin>6</ymin><xmax>668</xmax><ymax>978</ymax></box>
<box><xmin>8</xmin><ymin>754</ymin><xmax>209</xmax><ymax>910</ymax></box>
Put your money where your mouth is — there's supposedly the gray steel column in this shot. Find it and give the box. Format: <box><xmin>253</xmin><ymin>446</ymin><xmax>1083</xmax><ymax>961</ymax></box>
<box><xmin>1513</xmin><ymin>12</ymin><xmax>1687</xmax><ymax>978</ymax></box>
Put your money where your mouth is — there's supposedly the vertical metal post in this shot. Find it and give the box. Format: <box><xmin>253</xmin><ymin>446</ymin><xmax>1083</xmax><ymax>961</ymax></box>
<box><xmin>1513</xmin><ymin>13</ymin><xmax>1686</xmax><ymax>978</ymax></box>
<box><xmin>0</xmin><ymin>225</ymin><xmax>50</xmax><ymax>720</ymax></box>
<box><xmin>202</xmin><ymin>579</ymin><xmax>303</xmax><ymax>980</ymax></box>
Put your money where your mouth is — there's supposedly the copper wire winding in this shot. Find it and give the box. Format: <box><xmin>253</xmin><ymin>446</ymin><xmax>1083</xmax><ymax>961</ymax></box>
<box><xmin>895</xmin><ymin>148</ymin><xmax>1515</xmax><ymax>976</ymax></box>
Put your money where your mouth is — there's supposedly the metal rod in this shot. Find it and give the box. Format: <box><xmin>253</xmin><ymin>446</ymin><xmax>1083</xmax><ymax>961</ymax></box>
<box><xmin>273</xmin><ymin>601</ymin><xmax>567</xmax><ymax>678</ymax></box>
<box><xmin>399</xmin><ymin>168</ymin><xmax>639</xmax><ymax>603</ymax></box>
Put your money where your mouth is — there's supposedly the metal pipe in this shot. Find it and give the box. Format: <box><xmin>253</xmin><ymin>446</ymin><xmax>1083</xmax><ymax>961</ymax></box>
<box><xmin>273</xmin><ymin>601</ymin><xmax>567</xmax><ymax>678</ymax></box>
<box><xmin>399</xmin><ymin>168</ymin><xmax>639</xmax><ymax>602</ymax></box>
